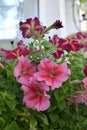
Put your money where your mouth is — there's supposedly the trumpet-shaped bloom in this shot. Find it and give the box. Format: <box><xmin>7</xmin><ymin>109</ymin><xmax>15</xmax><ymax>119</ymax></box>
<box><xmin>53</xmin><ymin>48</ymin><xmax>64</xmax><ymax>59</ymax></box>
<box><xmin>0</xmin><ymin>41</ymin><xmax>31</xmax><ymax>59</ymax></box>
<box><xmin>22</xmin><ymin>79</ymin><xmax>50</xmax><ymax>111</ymax></box>
<box><xmin>59</xmin><ymin>38</ymin><xmax>84</xmax><ymax>52</ymax></box>
<box><xmin>14</xmin><ymin>55</ymin><xmax>36</xmax><ymax>84</ymax></box>
<box><xmin>20</xmin><ymin>17</ymin><xmax>46</xmax><ymax>39</ymax></box>
<box><xmin>34</xmin><ymin>58</ymin><xmax>71</xmax><ymax>90</ymax></box>
<box><xmin>49</xmin><ymin>34</ymin><xmax>83</xmax><ymax>52</ymax></box>
<box><xmin>49</xmin><ymin>35</ymin><xmax>64</xmax><ymax>58</ymax></box>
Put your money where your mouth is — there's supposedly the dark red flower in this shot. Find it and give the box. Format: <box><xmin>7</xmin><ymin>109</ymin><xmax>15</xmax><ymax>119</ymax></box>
<box><xmin>49</xmin><ymin>34</ymin><xmax>83</xmax><ymax>52</ymax></box>
<box><xmin>53</xmin><ymin>48</ymin><xmax>64</xmax><ymax>59</ymax></box>
<box><xmin>51</xmin><ymin>20</ymin><xmax>63</xmax><ymax>29</ymax></box>
<box><xmin>84</xmin><ymin>65</ymin><xmax>87</xmax><ymax>76</ymax></box>
<box><xmin>75</xmin><ymin>32</ymin><xmax>87</xmax><ymax>41</ymax></box>
<box><xmin>20</xmin><ymin>17</ymin><xmax>46</xmax><ymax>39</ymax></box>
<box><xmin>74</xmin><ymin>32</ymin><xmax>87</xmax><ymax>51</ymax></box>
<box><xmin>59</xmin><ymin>38</ymin><xmax>84</xmax><ymax>52</ymax></box>
<box><xmin>0</xmin><ymin>41</ymin><xmax>31</xmax><ymax>59</ymax></box>
<box><xmin>49</xmin><ymin>35</ymin><xmax>64</xmax><ymax>58</ymax></box>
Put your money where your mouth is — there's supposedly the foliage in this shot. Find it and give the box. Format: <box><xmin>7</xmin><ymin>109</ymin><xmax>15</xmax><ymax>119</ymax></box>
<box><xmin>0</xmin><ymin>17</ymin><xmax>87</xmax><ymax>130</ymax></box>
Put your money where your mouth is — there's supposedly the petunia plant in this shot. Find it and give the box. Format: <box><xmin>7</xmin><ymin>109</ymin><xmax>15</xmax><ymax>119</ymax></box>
<box><xmin>0</xmin><ymin>17</ymin><xmax>87</xmax><ymax>130</ymax></box>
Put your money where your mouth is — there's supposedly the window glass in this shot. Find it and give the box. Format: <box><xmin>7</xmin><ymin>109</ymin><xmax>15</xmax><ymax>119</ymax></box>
<box><xmin>0</xmin><ymin>0</ymin><xmax>24</xmax><ymax>39</ymax></box>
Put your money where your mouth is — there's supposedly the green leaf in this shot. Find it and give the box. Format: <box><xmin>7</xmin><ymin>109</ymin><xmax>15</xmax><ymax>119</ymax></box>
<box><xmin>49</xmin><ymin>113</ymin><xmax>59</xmax><ymax>123</ymax></box>
<box><xmin>2</xmin><ymin>91</ymin><xmax>17</xmax><ymax>110</ymax></box>
<box><xmin>42</xmin><ymin>40</ymin><xmax>51</xmax><ymax>48</ymax></box>
<box><xmin>36</xmin><ymin>113</ymin><xmax>49</xmax><ymax>125</ymax></box>
<box><xmin>5</xmin><ymin>121</ymin><xmax>19</xmax><ymax>130</ymax></box>
<box><xmin>30</xmin><ymin>118</ymin><xmax>37</xmax><ymax>129</ymax></box>
<box><xmin>58</xmin><ymin>100</ymin><xmax>66</xmax><ymax>111</ymax></box>
<box><xmin>4</xmin><ymin>98</ymin><xmax>16</xmax><ymax>110</ymax></box>
<box><xmin>0</xmin><ymin>117</ymin><xmax>5</xmax><ymax>128</ymax></box>
<box><xmin>80</xmin><ymin>0</ymin><xmax>86</xmax><ymax>3</ymax></box>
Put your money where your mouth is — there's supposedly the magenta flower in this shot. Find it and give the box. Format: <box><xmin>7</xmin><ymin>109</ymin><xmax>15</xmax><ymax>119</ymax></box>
<box><xmin>59</xmin><ymin>38</ymin><xmax>84</xmax><ymax>52</ymax></box>
<box><xmin>34</xmin><ymin>58</ymin><xmax>71</xmax><ymax>90</ymax></box>
<box><xmin>74</xmin><ymin>32</ymin><xmax>87</xmax><ymax>42</ymax></box>
<box><xmin>72</xmin><ymin>32</ymin><xmax>87</xmax><ymax>50</ymax></box>
<box><xmin>14</xmin><ymin>55</ymin><xmax>36</xmax><ymax>84</ymax></box>
<box><xmin>53</xmin><ymin>48</ymin><xmax>64</xmax><ymax>59</ymax></box>
<box><xmin>49</xmin><ymin>35</ymin><xmax>64</xmax><ymax>58</ymax></box>
<box><xmin>0</xmin><ymin>41</ymin><xmax>31</xmax><ymax>60</ymax></box>
<box><xmin>20</xmin><ymin>17</ymin><xmax>46</xmax><ymax>39</ymax></box>
<box><xmin>22</xmin><ymin>78</ymin><xmax>50</xmax><ymax>111</ymax></box>
<box><xmin>49</xmin><ymin>35</ymin><xmax>67</xmax><ymax>46</ymax></box>
<box><xmin>49</xmin><ymin>34</ymin><xmax>83</xmax><ymax>52</ymax></box>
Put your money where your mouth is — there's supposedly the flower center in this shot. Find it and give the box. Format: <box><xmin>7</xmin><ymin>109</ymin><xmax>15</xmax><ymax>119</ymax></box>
<box><xmin>36</xmin><ymin>90</ymin><xmax>42</xmax><ymax>96</ymax></box>
<box><xmin>50</xmin><ymin>70</ymin><xmax>56</xmax><ymax>77</ymax></box>
<box><xmin>22</xmin><ymin>68</ymin><xmax>26</xmax><ymax>74</ymax></box>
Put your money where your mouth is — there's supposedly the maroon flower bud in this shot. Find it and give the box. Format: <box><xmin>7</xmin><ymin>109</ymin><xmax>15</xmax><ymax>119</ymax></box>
<box><xmin>42</xmin><ymin>20</ymin><xmax>63</xmax><ymax>34</ymax></box>
<box><xmin>51</xmin><ymin>20</ymin><xmax>63</xmax><ymax>29</ymax></box>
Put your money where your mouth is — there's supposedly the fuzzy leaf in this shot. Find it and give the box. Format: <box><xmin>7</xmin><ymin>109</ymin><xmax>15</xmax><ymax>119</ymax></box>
<box><xmin>5</xmin><ymin>121</ymin><xmax>19</xmax><ymax>130</ymax></box>
<box><xmin>0</xmin><ymin>117</ymin><xmax>5</xmax><ymax>129</ymax></box>
<box><xmin>30</xmin><ymin>118</ymin><xmax>37</xmax><ymax>129</ymax></box>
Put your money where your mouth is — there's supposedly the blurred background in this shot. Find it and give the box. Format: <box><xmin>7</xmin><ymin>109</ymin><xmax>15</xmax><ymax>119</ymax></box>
<box><xmin>0</xmin><ymin>0</ymin><xmax>87</xmax><ymax>48</ymax></box>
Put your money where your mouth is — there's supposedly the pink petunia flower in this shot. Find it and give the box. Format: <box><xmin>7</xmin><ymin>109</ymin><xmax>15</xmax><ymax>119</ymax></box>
<box><xmin>14</xmin><ymin>55</ymin><xmax>36</xmax><ymax>84</ymax></box>
<box><xmin>34</xmin><ymin>58</ymin><xmax>71</xmax><ymax>90</ymax></box>
<box><xmin>67</xmin><ymin>78</ymin><xmax>87</xmax><ymax>106</ymax></box>
<box><xmin>22</xmin><ymin>78</ymin><xmax>50</xmax><ymax>111</ymax></box>
<box><xmin>67</xmin><ymin>94</ymin><xmax>87</xmax><ymax>106</ymax></box>
<box><xmin>82</xmin><ymin>77</ymin><xmax>87</xmax><ymax>90</ymax></box>
<box><xmin>74</xmin><ymin>94</ymin><xmax>87</xmax><ymax>105</ymax></box>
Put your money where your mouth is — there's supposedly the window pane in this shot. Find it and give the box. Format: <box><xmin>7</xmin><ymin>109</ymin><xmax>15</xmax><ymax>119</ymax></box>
<box><xmin>0</xmin><ymin>0</ymin><xmax>24</xmax><ymax>39</ymax></box>
<box><xmin>0</xmin><ymin>0</ymin><xmax>19</xmax><ymax>6</ymax></box>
